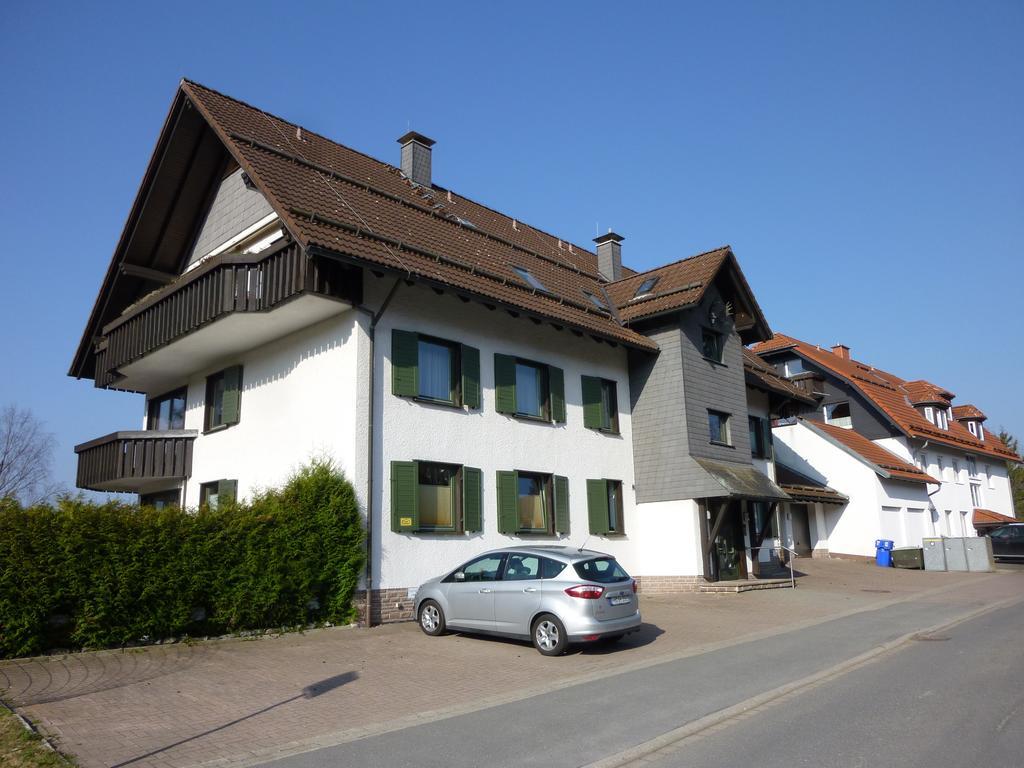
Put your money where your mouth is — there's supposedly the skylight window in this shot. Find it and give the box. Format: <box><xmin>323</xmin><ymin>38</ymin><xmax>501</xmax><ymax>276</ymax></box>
<box><xmin>634</xmin><ymin>277</ymin><xmax>659</xmax><ymax>298</ymax></box>
<box><xmin>583</xmin><ymin>291</ymin><xmax>608</xmax><ymax>312</ymax></box>
<box><xmin>513</xmin><ymin>266</ymin><xmax>549</xmax><ymax>293</ymax></box>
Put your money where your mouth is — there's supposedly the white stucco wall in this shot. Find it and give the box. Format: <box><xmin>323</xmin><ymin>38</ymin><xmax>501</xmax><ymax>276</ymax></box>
<box><xmin>158</xmin><ymin>310</ymin><xmax>368</xmax><ymax>510</ymax></box>
<box><xmin>369</xmin><ymin>279</ymin><xmax>644</xmax><ymax>589</ymax></box>
<box><xmin>876</xmin><ymin>435</ymin><xmax>1016</xmax><ymax>529</ymax></box>
<box><xmin>773</xmin><ymin>422</ymin><xmax>932</xmax><ymax>558</ymax></box>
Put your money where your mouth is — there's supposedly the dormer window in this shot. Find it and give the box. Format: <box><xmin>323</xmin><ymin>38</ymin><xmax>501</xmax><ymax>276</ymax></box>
<box><xmin>968</xmin><ymin>421</ymin><xmax>977</xmax><ymax>436</ymax></box>
<box><xmin>782</xmin><ymin>358</ymin><xmax>804</xmax><ymax>378</ymax></box>
<box><xmin>935</xmin><ymin>409</ymin><xmax>948</xmax><ymax>430</ymax></box>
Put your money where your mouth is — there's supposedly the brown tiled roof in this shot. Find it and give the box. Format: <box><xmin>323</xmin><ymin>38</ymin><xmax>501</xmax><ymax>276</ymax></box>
<box><xmin>603</xmin><ymin>248</ymin><xmax>772</xmax><ymax>340</ymax></box>
<box><xmin>742</xmin><ymin>348</ymin><xmax>816</xmax><ymax>405</ymax></box>
<box><xmin>973</xmin><ymin>508</ymin><xmax>1018</xmax><ymax>527</ymax></box>
<box><xmin>605</xmin><ymin>247</ymin><xmax>730</xmax><ymax>321</ymax></box>
<box><xmin>775</xmin><ymin>464</ymin><xmax>848</xmax><ymax>504</ymax></box>
<box><xmin>180</xmin><ymin>81</ymin><xmax>658</xmax><ymax>352</ymax></box>
<box><xmin>953</xmin><ymin>404</ymin><xmax>987</xmax><ymax>421</ymax></box>
<box><xmin>753</xmin><ymin>334</ymin><xmax>1021</xmax><ymax>463</ymax></box>
<box><xmin>805</xmin><ymin>420</ymin><xmax>939</xmax><ymax>484</ymax></box>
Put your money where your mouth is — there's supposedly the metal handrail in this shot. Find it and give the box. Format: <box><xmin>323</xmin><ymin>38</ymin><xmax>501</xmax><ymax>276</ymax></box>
<box><xmin>746</xmin><ymin>543</ymin><xmax>798</xmax><ymax>590</ymax></box>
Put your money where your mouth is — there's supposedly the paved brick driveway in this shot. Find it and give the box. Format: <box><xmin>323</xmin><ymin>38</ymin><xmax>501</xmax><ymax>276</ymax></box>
<box><xmin>1</xmin><ymin>560</ymin><xmax>1014</xmax><ymax>768</ymax></box>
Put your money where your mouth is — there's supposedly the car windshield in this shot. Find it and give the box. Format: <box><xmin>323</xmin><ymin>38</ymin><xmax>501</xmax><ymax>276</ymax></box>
<box><xmin>573</xmin><ymin>557</ymin><xmax>630</xmax><ymax>584</ymax></box>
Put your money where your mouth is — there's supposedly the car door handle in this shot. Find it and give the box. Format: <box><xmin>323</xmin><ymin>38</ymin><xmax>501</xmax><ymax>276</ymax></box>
<box><xmin>523</xmin><ymin>587</ymin><xmax>538</xmax><ymax>593</ymax></box>
<box><xmin>479</xmin><ymin>588</ymin><xmax>493</xmax><ymax>594</ymax></box>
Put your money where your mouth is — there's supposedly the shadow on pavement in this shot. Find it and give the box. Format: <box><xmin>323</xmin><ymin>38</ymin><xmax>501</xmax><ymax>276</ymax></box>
<box><xmin>110</xmin><ymin>671</ymin><xmax>359</xmax><ymax>767</ymax></box>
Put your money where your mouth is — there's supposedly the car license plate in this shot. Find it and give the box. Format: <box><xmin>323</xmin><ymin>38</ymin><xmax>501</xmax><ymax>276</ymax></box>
<box><xmin>610</xmin><ymin>595</ymin><xmax>630</xmax><ymax>606</ymax></box>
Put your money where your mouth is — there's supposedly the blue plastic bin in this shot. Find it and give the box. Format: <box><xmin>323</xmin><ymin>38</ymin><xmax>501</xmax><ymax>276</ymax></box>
<box><xmin>875</xmin><ymin>539</ymin><xmax>894</xmax><ymax>567</ymax></box>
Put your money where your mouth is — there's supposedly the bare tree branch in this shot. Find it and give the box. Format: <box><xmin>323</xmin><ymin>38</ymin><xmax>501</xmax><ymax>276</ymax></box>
<box><xmin>0</xmin><ymin>404</ymin><xmax>57</xmax><ymax>504</ymax></box>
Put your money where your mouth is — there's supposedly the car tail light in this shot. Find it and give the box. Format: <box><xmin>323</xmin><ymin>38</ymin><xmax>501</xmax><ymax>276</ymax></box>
<box><xmin>632</xmin><ymin>579</ymin><xmax>638</xmax><ymax>594</ymax></box>
<box><xmin>565</xmin><ymin>584</ymin><xmax>605</xmax><ymax>599</ymax></box>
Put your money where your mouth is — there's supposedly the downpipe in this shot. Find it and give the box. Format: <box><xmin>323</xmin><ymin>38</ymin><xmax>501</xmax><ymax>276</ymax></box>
<box><xmin>358</xmin><ymin>279</ymin><xmax>402</xmax><ymax>628</ymax></box>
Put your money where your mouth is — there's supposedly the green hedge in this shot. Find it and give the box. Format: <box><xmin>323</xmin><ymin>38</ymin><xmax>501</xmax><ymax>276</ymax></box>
<box><xmin>0</xmin><ymin>460</ymin><xmax>365</xmax><ymax>658</ymax></box>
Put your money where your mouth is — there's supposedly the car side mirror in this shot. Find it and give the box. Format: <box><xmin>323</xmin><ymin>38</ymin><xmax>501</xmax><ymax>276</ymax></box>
<box><xmin>454</xmin><ymin>571</ymin><xmax>465</xmax><ymax>581</ymax></box>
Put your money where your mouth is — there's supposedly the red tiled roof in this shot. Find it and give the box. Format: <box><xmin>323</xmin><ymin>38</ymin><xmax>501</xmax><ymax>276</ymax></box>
<box><xmin>973</xmin><ymin>508</ymin><xmax>1018</xmax><ymax>527</ymax></box>
<box><xmin>805</xmin><ymin>420</ymin><xmax>940</xmax><ymax>484</ymax></box>
<box><xmin>180</xmin><ymin>81</ymin><xmax>659</xmax><ymax>352</ymax></box>
<box><xmin>742</xmin><ymin>348</ymin><xmax>816</xmax><ymax>405</ymax></box>
<box><xmin>953</xmin><ymin>404</ymin><xmax>987</xmax><ymax>421</ymax></box>
<box><xmin>753</xmin><ymin>334</ymin><xmax>1021</xmax><ymax>463</ymax></box>
<box><xmin>904</xmin><ymin>380</ymin><xmax>953</xmax><ymax>406</ymax></box>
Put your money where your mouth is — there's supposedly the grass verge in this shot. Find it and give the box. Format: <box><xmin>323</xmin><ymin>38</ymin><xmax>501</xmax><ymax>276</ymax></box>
<box><xmin>0</xmin><ymin>705</ymin><xmax>69</xmax><ymax>767</ymax></box>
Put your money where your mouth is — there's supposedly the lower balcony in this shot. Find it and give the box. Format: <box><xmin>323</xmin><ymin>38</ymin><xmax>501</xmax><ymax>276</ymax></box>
<box><xmin>74</xmin><ymin>430</ymin><xmax>197</xmax><ymax>493</ymax></box>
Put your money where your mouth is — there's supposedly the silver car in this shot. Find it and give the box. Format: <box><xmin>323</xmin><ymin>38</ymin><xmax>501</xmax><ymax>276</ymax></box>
<box><xmin>413</xmin><ymin>546</ymin><xmax>641</xmax><ymax>656</ymax></box>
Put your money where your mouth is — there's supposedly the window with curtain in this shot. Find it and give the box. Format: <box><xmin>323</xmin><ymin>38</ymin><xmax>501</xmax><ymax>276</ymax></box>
<box><xmin>515</xmin><ymin>362</ymin><xmax>546</xmax><ymax>418</ymax></box>
<box><xmin>418</xmin><ymin>339</ymin><xmax>454</xmax><ymax>401</ymax></box>
<box><xmin>417</xmin><ymin>462</ymin><xmax>456</xmax><ymax>529</ymax></box>
<box><xmin>518</xmin><ymin>472</ymin><xmax>547</xmax><ymax>531</ymax></box>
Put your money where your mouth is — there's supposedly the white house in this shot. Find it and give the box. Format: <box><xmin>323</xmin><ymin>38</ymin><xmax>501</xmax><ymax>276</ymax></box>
<box><xmin>754</xmin><ymin>335</ymin><xmax>1020</xmax><ymax>559</ymax></box>
<box><xmin>70</xmin><ymin>80</ymin><xmax>801</xmax><ymax>623</ymax></box>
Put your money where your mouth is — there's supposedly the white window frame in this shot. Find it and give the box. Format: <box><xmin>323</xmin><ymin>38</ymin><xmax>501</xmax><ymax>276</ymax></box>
<box><xmin>970</xmin><ymin>482</ymin><xmax>982</xmax><ymax>507</ymax></box>
<box><xmin>952</xmin><ymin>459</ymin><xmax>962</xmax><ymax>484</ymax></box>
<box><xmin>924</xmin><ymin>406</ymin><xmax>934</xmax><ymax>424</ymax></box>
<box><xmin>986</xmin><ymin>465</ymin><xmax>994</xmax><ymax>490</ymax></box>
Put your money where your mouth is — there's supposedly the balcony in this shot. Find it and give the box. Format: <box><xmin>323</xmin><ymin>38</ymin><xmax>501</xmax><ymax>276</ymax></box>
<box><xmin>74</xmin><ymin>430</ymin><xmax>198</xmax><ymax>493</ymax></box>
<box><xmin>92</xmin><ymin>241</ymin><xmax>360</xmax><ymax>391</ymax></box>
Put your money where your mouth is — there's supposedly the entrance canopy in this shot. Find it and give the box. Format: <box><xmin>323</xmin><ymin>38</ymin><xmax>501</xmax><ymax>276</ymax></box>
<box><xmin>693</xmin><ymin>457</ymin><xmax>790</xmax><ymax>502</ymax></box>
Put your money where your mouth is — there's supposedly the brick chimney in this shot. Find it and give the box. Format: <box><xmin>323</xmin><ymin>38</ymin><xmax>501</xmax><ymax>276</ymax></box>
<box><xmin>831</xmin><ymin>344</ymin><xmax>850</xmax><ymax>360</ymax></box>
<box><xmin>594</xmin><ymin>231</ymin><xmax>624</xmax><ymax>281</ymax></box>
<box><xmin>397</xmin><ymin>131</ymin><xmax>435</xmax><ymax>187</ymax></box>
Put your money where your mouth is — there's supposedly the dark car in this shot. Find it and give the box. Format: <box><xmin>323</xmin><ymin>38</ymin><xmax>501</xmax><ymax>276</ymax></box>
<box><xmin>988</xmin><ymin>523</ymin><xmax>1024</xmax><ymax>561</ymax></box>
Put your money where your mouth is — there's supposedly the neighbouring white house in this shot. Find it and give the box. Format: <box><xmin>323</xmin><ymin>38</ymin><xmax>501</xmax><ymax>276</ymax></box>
<box><xmin>754</xmin><ymin>336</ymin><xmax>1020</xmax><ymax>559</ymax></box>
<box><xmin>70</xmin><ymin>80</ymin><xmax>805</xmax><ymax>623</ymax></box>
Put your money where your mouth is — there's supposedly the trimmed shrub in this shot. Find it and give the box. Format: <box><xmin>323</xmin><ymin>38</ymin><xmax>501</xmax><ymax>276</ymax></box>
<box><xmin>0</xmin><ymin>460</ymin><xmax>364</xmax><ymax>658</ymax></box>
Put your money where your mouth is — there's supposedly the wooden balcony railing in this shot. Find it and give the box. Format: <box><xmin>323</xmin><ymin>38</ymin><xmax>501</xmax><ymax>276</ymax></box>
<box><xmin>74</xmin><ymin>430</ymin><xmax>198</xmax><ymax>492</ymax></box>
<box><xmin>93</xmin><ymin>241</ymin><xmax>358</xmax><ymax>388</ymax></box>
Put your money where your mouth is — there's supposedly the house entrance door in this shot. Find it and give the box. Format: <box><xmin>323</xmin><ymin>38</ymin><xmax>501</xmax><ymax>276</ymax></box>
<box><xmin>713</xmin><ymin>504</ymin><xmax>747</xmax><ymax>580</ymax></box>
<box><xmin>788</xmin><ymin>504</ymin><xmax>812</xmax><ymax>556</ymax></box>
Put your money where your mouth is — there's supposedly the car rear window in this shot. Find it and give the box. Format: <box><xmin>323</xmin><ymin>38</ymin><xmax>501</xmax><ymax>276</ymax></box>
<box><xmin>573</xmin><ymin>557</ymin><xmax>630</xmax><ymax>583</ymax></box>
<box><xmin>540</xmin><ymin>557</ymin><xmax>567</xmax><ymax>579</ymax></box>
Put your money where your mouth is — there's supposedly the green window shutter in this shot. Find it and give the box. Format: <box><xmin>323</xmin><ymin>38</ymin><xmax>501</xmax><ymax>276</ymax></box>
<box><xmin>553</xmin><ymin>475</ymin><xmax>570</xmax><ymax>534</ymax></box>
<box><xmin>221</xmin><ymin>365</ymin><xmax>243</xmax><ymax>425</ymax></box>
<box><xmin>765</xmin><ymin>418</ymin><xmax>775</xmax><ymax>460</ymax></box>
<box><xmin>390</xmin><ymin>461</ymin><xmax>418</xmax><ymax>532</ymax></box>
<box><xmin>462</xmin><ymin>466</ymin><xmax>483</xmax><ymax>532</ymax></box>
<box><xmin>587</xmin><ymin>479</ymin><xmax>609</xmax><ymax>535</ymax></box>
<box><xmin>217</xmin><ymin>479</ymin><xmax>237</xmax><ymax>505</ymax></box>
<box><xmin>494</xmin><ymin>354</ymin><xmax>516</xmax><ymax>414</ymax></box>
<box><xmin>549</xmin><ymin>365</ymin><xmax>566</xmax><ymax>423</ymax></box>
<box><xmin>581</xmin><ymin>375</ymin><xmax>602</xmax><ymax>430</ymax></box>
<box><xmin>496</xmin><ymin>470</ymin><xmax>518</xmax><ymax>533</ymax></box>
<box><xmin>461</xmin><ymin>345</ymin><xmax>481</xmax><ymax>409</ymax></box>
<box><xmin>391</xmin><ymin>330</ymin><xmax>419</xmax><ymax>397</ymax></box>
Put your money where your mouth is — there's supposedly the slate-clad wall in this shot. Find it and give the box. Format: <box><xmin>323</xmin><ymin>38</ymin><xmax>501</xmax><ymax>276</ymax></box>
<box><xmin>680</xmin><ymin>285</ymin><xmax>753</xmax><ymax>463</ymax></box>
<box><xmin>628</xmin><ymin>324</ymin><xmax>691</xmax><ymax>503</ymax></box>
<box><xmin>187</xmin><ymin>167</ymin><xmax>275</xmax><ymax>267</ymax></box>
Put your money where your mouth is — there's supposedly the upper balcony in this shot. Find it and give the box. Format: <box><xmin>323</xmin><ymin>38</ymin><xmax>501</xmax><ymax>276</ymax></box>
<box><xmin>74</xmin><ymin>430</ymin><xmax>198</xmax><ymax>493</ymax></box>
<box><xmin>91</xmin><ymin>241</ymin><xmax>360</xmax><ymax>392</ymax></box>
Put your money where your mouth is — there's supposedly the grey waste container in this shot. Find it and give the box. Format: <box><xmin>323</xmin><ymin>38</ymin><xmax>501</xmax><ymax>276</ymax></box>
<box><xmin>943</xmin><ymin>538</ymin><xmax>969</xmax><ymax>572</ymax></box>
<box><xmin>965</xmin><ymin>536</ymin><xmax>994</xmax><ymax>572</ymax></box>
<box><xmin>922</xmin><ymin>538</ymin><xmax>946</xmax><ymax>571</ymax></box>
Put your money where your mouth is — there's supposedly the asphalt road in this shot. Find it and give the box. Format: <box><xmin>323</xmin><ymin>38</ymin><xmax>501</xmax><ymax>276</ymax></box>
<box><xmin>641</xmin><ymin>599</ymin><xmax>1024</xmax><ymax>768</ymax></box>
<box><xmin>261</xmin><ymin>589</ymin><xmax>1023</xmax><ymax>768</ymax></box>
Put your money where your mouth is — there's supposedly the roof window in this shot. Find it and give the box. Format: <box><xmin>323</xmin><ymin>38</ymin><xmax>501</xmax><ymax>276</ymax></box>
<box><xmin>634</xmin><ymin>277</ymin><xmax>659</xmax><ymax>298</ymax></box>
<box><xmin>583</xmin><ymin>291</ymin><xmax>609</xmax><ymax>312</ymax></box>
<box><xmin>513</xmin><ymin>266</ymin><xmax>549</xmax><ymax>293</ymax></box>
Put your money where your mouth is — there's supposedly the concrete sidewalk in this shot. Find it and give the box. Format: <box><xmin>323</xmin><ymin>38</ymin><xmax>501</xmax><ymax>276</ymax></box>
<box><xmin>1</xmin><ymin>560</ymin><xmax>1017</xmax><ymax>768</ymax></box>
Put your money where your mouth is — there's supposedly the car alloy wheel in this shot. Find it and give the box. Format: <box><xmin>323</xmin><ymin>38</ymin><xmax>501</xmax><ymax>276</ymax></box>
<box><xmin>532</xmin><ymin>613</ymin><xmax>567</xmax><ymax>656</ymax></box>
<box><xmin>418</xmin><ymin>600</ymin><xmax>446</xmax><ymax>636</ymax></box>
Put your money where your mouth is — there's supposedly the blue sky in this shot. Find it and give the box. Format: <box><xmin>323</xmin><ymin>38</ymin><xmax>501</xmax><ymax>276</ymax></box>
<box><xmin>1</xmin><ymin>1</ymin><xmax>1021</xmax><ymax>492</ymax></box>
